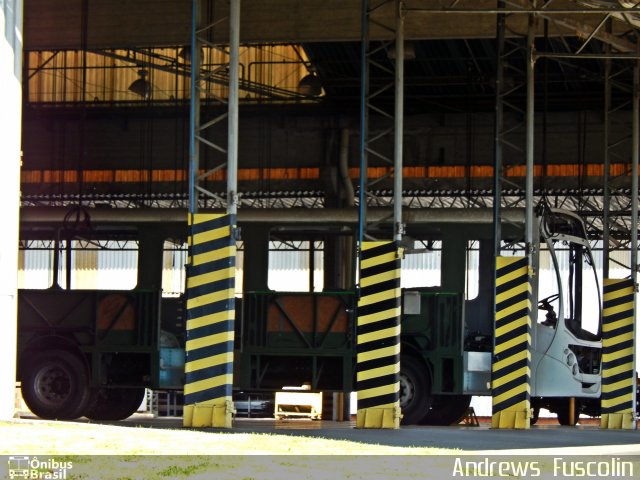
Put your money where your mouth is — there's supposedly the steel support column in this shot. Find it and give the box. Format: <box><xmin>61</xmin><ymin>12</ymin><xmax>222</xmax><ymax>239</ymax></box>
<box><xmin>492</xmin><ymin>0</ymin><xmax>529</xmax><ymax>254</ymax></box>
<box><xmin>491</xmin><ymin>0</ymin><xmax>533</xmax><ymax>429</ymax></box>
<box><xmin>189</xmin><ymin>0</ymin><xmax>240</xmax><ymax>214</ymax></box>
<box><xmin>493</xmin><ymin>3</ymin><xmax>505</xmax><ymax>259</ymax></box>
<box><xmin>492</xmin><ymin>256</ymin><xmax>532</xmax><ymax>429</ymax></box>
<box><xmin>358</xmin><ymin>0</ymin><xmax>405</xmax><ymax>242</ymax></box>
<box><xmin>356</xmin><ymin>0</ymin><xmax>404</xmax><ymax>429</ymax></box>
<box><xmin>185</xmin><ymin>0</ymin><xmax>240</xmax><ymax>428</ymax></box>
<box><xmin>393</xmin><ymin>2</ymin><xmax>404</xmax><ymax>242</ymax></box>
<box><xmin>601</xmin><ymin>278</ymin><xmax>636</xmax><ymax>429</ymax></box>
<box><xmin>632</xmin><ymin>59</ymin><xmax>639</xmax><ymax>287</ymax></box>
<box><xmin>525</xmin><ymin>7</ymin><xmax>536</xmax><ymax>256</ymax></box>
<box><xmin>630</xmin><ymin>55</ymin><xmax>639</xmax><ymax>425</ymax></box>
<box><xmin>603</xmin><ymin>21</ymin><xmax>634</xmax><ymax>277</ymax></box>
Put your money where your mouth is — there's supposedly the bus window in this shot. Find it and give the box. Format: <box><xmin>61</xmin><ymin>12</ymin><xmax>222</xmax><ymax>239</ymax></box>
<box><xmin>268</xmin><ymin>240</ymin><xmax>324</xmax><ymax>292</ymax></box>
<box><xmin>162</xmin><ymin>240</ymin><xmax>187</xmax><ymax>297</ymax></box>
<box><xmin>563</xmin><ymin>243</ymin><xmax>600</xmax><ymax>340</ymax></box>
<box><xmin>577</xmin><ymin>247</ymin><xmax>601</xmax><ymax>337</ymax></box>
<box><xmin>19</xmin><ymin>239</ymin><xmax>138</xmax><ymax>290</ymax></box>
<box><xmin>93</xmin><ymin>240</ymin><xmax>138</xmax><ymax>290</ymax></box>
<box><xmin>537</xmin><ymin>245</ymin><xmax>561</xmax><ymax>328</ymax></box>
<box><xmin>18</xmin><ymin>241</ymin><xmax>57</xmax><ymax>289</ymax></box>
<box><xmin>401</xmin><ymin>240</ymin><xmax>442</xmax><ymax>289</ymax></box>
<box><xmin>544</xmin><ymin>242</ymin><xmax>601</xmax><ymax>339</ymax></box>
<box><xmin>465</xmin><ymin>241</ymin><xmax>479</xmax><ymax>300</ymax></box>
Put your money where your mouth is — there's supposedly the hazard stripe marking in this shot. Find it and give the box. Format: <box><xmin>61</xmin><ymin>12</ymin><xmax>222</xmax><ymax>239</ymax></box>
<box><xmin>356</xmin><ymin>241</ymin><xmax>401</xmax><ymax>428</ymax></box>
<box><xmin>184</xmin><ymin>213</ymin><xmax>236</xmax><ymax>414</ymax></box>
<box><xmin>600</xmin><ymin>278</ymin><xmax>635</xmax><ymax>427</ymax></box>
<box><xmin>492</xmin><ymin>256</ymin><xmax>531</xmax><ymax>429</ymax></box>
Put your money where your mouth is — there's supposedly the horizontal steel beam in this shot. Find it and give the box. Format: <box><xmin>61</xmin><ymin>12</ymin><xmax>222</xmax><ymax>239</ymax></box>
<box><xmin>536</xmin><ymin>52</ymin><xmax>640</xmax><ymax>60</ymax></box>
<box><xmin>406</xmin><ymin>8</ymin><xmax>640</xmax><ymax>15</ymax></box>
<box><xmin>20</xmin><ymin>206</ymin><xmax>526</xmax><ymax>226</ymax></box>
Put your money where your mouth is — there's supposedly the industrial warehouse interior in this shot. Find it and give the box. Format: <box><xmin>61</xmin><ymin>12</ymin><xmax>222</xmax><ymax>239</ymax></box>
<box><xmin>1</xmin><ymin>1</ymin><xmax>640</xmax><ymax>479</ymax></box>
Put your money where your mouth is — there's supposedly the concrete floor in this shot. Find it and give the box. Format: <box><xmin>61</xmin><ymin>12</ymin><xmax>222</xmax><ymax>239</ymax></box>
<box><xmin>47</xmin><ymin>414</ymin><xmax>640</xmax><ymax>454</ymax></box>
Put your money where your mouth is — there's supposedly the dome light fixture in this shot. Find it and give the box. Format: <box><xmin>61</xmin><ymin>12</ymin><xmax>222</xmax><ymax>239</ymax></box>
<box><xmin>298</xmin><ymin>74</ymin><xmax>322</xmax><ymax>97</ymax></box>
<box><xmin>128</xmin><ymin>69</ymin><xmax>152</xmax><ymax>100</ymax></box>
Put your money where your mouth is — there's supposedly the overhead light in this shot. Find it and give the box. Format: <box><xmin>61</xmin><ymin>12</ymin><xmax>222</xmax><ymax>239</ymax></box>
<box><xmin>128</xmin><ymin>69</ymin><xmax>152</xmax><ymax>99</ymax></box>
<box><xmin>298</xmin><ymin>74</ymin><xmax>322</xmax><ymax>97</ymax></box>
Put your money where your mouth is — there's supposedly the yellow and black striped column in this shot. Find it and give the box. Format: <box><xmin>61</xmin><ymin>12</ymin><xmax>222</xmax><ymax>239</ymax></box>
<box><xmin>601</xmin><ymin>278</ymin><xmax>636</xmax><ymax>430</ymax></box>
<box><xmin>183</xmin><ymin>213</ymin><xmax>236</xmax><ymax>428</ymax></box>
<box><xmin>492</xmin><ymin>256</ymin><xmax>532</xmax><ymax>429</ymax></box>
<box><xmin>356</xmin><ymin>241</ymin><xmax>402</xmax><ymax>429</ymax></box>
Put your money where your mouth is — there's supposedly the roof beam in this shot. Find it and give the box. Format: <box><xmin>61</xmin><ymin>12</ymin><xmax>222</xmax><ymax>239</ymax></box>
<box><xmin>24</xmin><ymin>0</ymin><xmax>640</xmax><ymax>48</ymax></box>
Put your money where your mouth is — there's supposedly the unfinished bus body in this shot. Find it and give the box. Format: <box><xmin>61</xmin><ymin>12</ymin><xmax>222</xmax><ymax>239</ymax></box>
<box><xmin>15</xmin><ymin>206</ymin><xmax>602</xmax><ymax>424</ymax></box>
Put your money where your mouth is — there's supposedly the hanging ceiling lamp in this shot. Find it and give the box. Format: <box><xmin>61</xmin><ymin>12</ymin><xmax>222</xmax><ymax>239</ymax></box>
<box><xmin>298</xmin><ymin>74</ymin><xmax>322</xmax><ymax>97</ymax></box>
<box><xmin>128</xmin><ymin>69</ymin><xmax>152</xmax><ymax>100</ymax></box>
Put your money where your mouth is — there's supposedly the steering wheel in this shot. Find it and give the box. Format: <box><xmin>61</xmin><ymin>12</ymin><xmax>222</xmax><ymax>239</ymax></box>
<box><xmin>538</xmin><ymin>293</ymin><xmax>560</xmax><ymax>311</ymax></box>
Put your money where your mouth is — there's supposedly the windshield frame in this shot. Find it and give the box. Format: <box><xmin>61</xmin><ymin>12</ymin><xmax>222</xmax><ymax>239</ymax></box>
<box><xmin>540</xmin><ymin>209</ymin><xmax>602</xmax><ymax>341</ymax></box>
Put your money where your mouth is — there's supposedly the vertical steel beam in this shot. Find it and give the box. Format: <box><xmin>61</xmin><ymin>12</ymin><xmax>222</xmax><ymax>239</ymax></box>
<box><xmin>358</xmin><ymin>0</ymin><xmax>404</xmax><ymax>241</ymax></box>
<box><xmin>228</xmin><ymin>0</ymin><xmax>240</xmax><ymax>218</ymax></box>
<box><xmin>189</xmin><ymin>0</ymin><xmax>201</xmax><ymax>215</ymax></box>
<box><xmin>393</xmin><ymin>1</ymin><xmax>404</xmax><ymax>242</ymax></box>
<box><xmin>602</xmin><ymin>20</ymin><xmax>634</xmax><ymax>277</ymax></box>
<box><xmin>493</xmin><ymin>1</ymin><xmax>505</xmax><ymax>260</ymax></box>
<box><xmin>358</xmin><ymin>0</ymin><xmax>369</xmax><ymax>250</ymax></box>
<box><xmin>603</xmin><ymin>55</ymin><xmax>611</xmax><ymax>278</ymax></box>
<box><xmin>525</xmin><ymin>8</ymin><xmax>535</xmax><ymax>256</ymax></box>
<box><xmin>632</xmin><ymin>59</ymin><xmax>639</xmax><ymax>287</ymax></box>
<box><xmin>492</xmin><ymin>5</ymin><xmax>505</xmax><ymax>420</ymax></box>
<box><xmin>185</xmin><ymin>0</ymin><xmax>239</xmax><ymax>428</ymax></box>
<box><xmin>189</xmin><ymin>0</ymin><xmax>238</xmax><ymax>215</ymax></box>
<box><xmin>492</xmin><ymin>0</ymin><xmax>528</xmax><ymax>251</ymax></box>
<box><xmin>632</xmin><ymin>56</ymin><xmax>639</xmax><ymax>424</ymax></box>
<box><xmin>357</xmin><ymin>0</ymin><xmax>403</xmax><ymax>429</ymax></box>
<box><xmin>491</xmin><ymin>0</ymin><xmax>532</xmax><ymax>429</ymax></box>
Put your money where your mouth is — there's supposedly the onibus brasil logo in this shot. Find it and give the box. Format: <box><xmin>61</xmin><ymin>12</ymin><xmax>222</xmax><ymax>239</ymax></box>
<box><xmin>7</xmin><ymin>456</ymin><xmax>73</xmax><ymax>479</ymax></box>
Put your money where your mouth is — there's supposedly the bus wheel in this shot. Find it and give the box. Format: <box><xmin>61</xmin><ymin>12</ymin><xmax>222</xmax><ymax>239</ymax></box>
<box><xmin>420</xmin><ymin>394</ymin><xmax>471</xmax><ymax>426</ymax></box>
<box><xmin>85</xmin><ymin>388</ymin><xmax>146</xmax><ymax>421</ymax></box>
<box><xmin>21</xmin><ymin>350</ymin><xmax>91</xmax><ymax>420</ymax></box>
<box><xmin>399</xmin><ymin>356</ymin><xmax>432</xmax><ymax>425</ymax></box>
<box><xmin>556</xmin><ymin>399</ymin><xmax>579</xmax><ymax>426</ymax></box>
<box><xmin>530</xmin><ymin>406</ymin><xmax>540</xmax><ymax>425</ymax></box>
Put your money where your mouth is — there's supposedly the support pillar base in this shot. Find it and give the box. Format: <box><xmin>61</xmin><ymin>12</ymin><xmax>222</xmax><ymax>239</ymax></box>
<box><xmin>356</xmin><ymin>407</ymin><xmax>401</xmax><ymax>429</ymax></box>
<box><xmin>183</xmin><ymin>399</ymin><xmax>235</xmax><ymax>428</ymax></box>
<box><xmin>491</xmin><ymin>409</ymin><xmax>530</xmax><ymax>429</ymax></box>
<box><xmin>601</xmin><ymin>412</ymin><xmax>636</xmax><ymax>430</ymax></box>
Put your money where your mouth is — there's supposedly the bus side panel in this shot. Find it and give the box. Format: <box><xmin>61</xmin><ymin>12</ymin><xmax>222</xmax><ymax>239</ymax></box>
<box><xmin>17</xmin><ymin>289</ymin><xmax>160</xmax><ymax>388</ymax></box>
<box><xmin>237</xmin><ymin>291</ymin><xmax>355</xmax><ymax>392</ymax></box>
<box><xmin>401</xmin><ymin>291</ymin><xmax>464</xmax><ymax>395</ymax></box>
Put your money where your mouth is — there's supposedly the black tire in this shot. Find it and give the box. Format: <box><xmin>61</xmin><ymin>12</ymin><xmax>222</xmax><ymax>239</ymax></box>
<box><xmin>84</xmin><ymin>387</ymin><xmax>146</xmax><ymax>421</ymax></box>
<box><xmin>530</xmin><ymin>406</ymin><xmax>540</xmax><ymax>425</ymax></box>
<box><xmin>420</xmin><ymin>394</ymin><xmax>472</xmax><ymax>426</ymax></box>
<box><xmin>21</xmin><ymin>349</ymin><xmax>91</xmax><ymax>420</ymax></box>
<box><xmin>399</xmin><ymin>356</ymin><xmax>432</xmax><ymax>425</ymax></box>
<box><xmin>556</xmin><ymin>400</ymin><xmax>579</xmax><ymax>426</ymax></box>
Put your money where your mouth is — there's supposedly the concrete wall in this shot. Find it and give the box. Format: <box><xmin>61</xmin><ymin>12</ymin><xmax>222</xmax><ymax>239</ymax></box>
<box><xmin>0</xmin><ymin>0</ymin><xmax>23</xmax><ymax>420</ymax></box>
